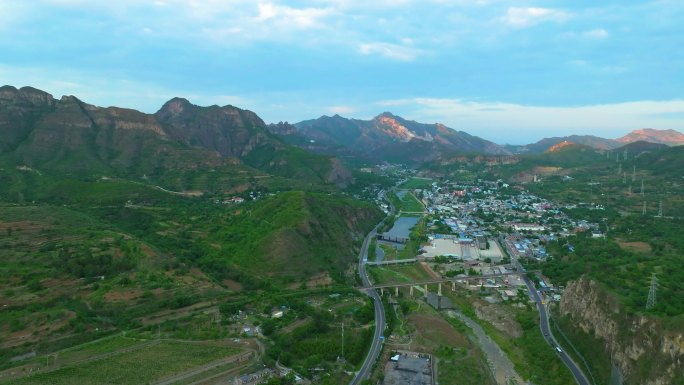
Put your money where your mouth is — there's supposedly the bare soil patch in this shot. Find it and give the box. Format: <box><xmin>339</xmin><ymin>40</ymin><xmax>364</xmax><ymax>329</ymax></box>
<box><xmin>617</xmin><ymin>240</ymin><xmax>652</xmax><ymax>254</ymax></box>
<box><xmin>473</xmin><ymin>301</ymin><xmax>522</xmax><ymax>338</ymax></box>
<box><xmin>104</xmin><ymin>288</ymin><xmax>144</xmax><ymax>302</ymax></box>
<box><xmin>409</xmin><ymin>313</ymin><xmax>469</xmax><ymax>348</ymax></box>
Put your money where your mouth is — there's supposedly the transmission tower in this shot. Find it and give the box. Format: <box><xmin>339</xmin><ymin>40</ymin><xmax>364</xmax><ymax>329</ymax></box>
<box><xmin>632</xmin><ymin>165</ymin><xmax>636</xmax><ymax>182</ymax></box>
<box><xmin>646</xmin><ymin>274</ymin><xmax>658</xmax><ymax>310</ymax></box>
<box><xmin>341</xmin><ymin>322</ymin><xmax>345</xmax><ymax>359</ymax></box>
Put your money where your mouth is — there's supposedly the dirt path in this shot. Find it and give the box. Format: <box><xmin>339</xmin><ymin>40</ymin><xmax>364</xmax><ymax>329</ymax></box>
<box><xmin>421</xmin><ymin>261</ymin><xmax>441</xmax><ymax>280</ymax></box>
<box><xmin>446</xmin><ymin>310</ymin><xmax>524</xmax><ymax>385</ymax></box>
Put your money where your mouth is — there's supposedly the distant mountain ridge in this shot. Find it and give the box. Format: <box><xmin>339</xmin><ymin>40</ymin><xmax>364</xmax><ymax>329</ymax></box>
<box><xmin>615</xmin><ymin>128</ymin><xmax>684</xmax><ymax>146</ymax></box>
<box><xmin>0</xmin><ymin>85</ymin><xmax>350</xmax><ymax>187</ymax></box>
<box><xmin>269</xmin><ymin>112</ymin><xmax>510</xmax><ymax>164</ymax></box>
<box><xmin>508</xmin><ymin>129</ymin><xmax>684</xmax><ymax>154</ymax></box>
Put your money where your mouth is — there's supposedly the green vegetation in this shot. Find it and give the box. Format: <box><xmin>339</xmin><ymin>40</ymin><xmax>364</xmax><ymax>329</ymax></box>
<box><xmin>533</xmin><ymin>222</ymin><xmax>684</xmax><ymax>316</ymax></box>
<box><xmin>262</xmin><ymin>293</ymin><xmax>374</xmax><ymax>384</ymax></box>
<box><xmin>395</xmin><ymin>190</ymin><xmax>425</xmax><ymax>212</ymax></box>
<box><xmin>553</xmin><ymin>315</ymin><xmax>612</xmax><ymax>385</ymax></box>
<box><xmin>0</xmin><ymin>172</ymin><xmax>382</xmax><ymax>377</ymax></box>
<box><xmin>368</xmin><ymin>264</ymin><xmax>433</xmax><ymax>285</ymax></box>
<box><xmin>7</xmin><ymin>340</ymin><xmax>239</xmax><ymax>385</ymax></box>
<box><xmin>400</xmin><ymin>177</ymin><xmax>433</xmax><ymax>189</ymax></box>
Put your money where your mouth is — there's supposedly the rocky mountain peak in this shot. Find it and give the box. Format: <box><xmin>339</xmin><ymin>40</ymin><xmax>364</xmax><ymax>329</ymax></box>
<box><xmin>157</xmin><ymin>97</ymin><xmax>192</xmax><ymax>117</ymax></box>
<box><xmin>0</xmin><ymin>85</ymin><xmax>55</xmax><ymax>107</ymax></box>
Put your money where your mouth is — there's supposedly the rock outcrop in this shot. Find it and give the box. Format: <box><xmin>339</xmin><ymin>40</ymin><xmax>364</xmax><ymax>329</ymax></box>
<box><xmin>560</xmin><ymin>277</ymin><xmax>684</xmax><ymax>385</ymax></box>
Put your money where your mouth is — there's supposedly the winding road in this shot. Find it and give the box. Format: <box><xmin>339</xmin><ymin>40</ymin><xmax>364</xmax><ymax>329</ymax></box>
<box><xmin>519</xmin><ymin>262</ymin><xmax>592</xmax><ymax>385</ymax></box>
<box><xmin>349</xmin><ymin>189</ymin><xmax>397</xmax><ymax>385</ymax></box>
<box><xmin>349</xmin><ymin>220</ymin><xmax>387</xmax><ymax>385</ymax></box>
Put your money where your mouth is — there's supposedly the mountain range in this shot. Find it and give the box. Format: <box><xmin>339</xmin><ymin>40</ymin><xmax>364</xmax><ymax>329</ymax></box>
<box><xmin>505</xmin><ymin>129</ymin><xmax>684</xmax><ymax>154</ymax></box>
<box><xmin>0</xmin><ymin>85</ymin><xmax>350</xmax><ymax>189</ymax></box>
<box><xmin>269</xmin><ymin>112</ymin><xmax>510</xmax><ymax>163</ymax></box>
<box><xmin>2</xmin><ymin>85</ymin><xmax>682</xmax><ymax>177</ymax></box>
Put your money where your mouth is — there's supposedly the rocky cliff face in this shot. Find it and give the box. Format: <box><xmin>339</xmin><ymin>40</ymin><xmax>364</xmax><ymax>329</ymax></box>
<box><xmin>155</xmin><ymin>98</ymin><xmax>270</xmax><ymax>158</ymax></box>
<box><xmin>560</xmin><ymin>278</ymin><xmax>684</xmax><ymax>385</ymax></box>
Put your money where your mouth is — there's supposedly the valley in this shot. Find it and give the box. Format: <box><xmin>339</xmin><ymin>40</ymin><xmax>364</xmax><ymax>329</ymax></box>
<box><xmin>1</xmin><ymin>87</ymin><xmax>683</xmax><ymax>385</ymax></box>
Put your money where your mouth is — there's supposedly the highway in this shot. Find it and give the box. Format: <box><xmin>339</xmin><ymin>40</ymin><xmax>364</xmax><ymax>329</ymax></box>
<box><xmin>349</xmin><ymin>220</ymin><xmax>386</xmax><ymax>385</ymax></box>
<box><xmin>519</xmin><ymin>262</ymin><xmax>592</xmax><ymax>385</ymax></box>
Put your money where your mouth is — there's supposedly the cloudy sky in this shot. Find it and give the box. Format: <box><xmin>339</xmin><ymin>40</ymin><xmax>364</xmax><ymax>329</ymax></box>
<box><xmin>1</xmin><ymin>0</ymin><xmax>682</xmax><ymax>143</ymax></box>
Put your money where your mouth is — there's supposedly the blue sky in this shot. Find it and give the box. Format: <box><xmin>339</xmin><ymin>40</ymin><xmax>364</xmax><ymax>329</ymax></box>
<box><xmin>1</xmin><ymin>0</ymin><xmax>683</xmax><ymax>144</ymax></box>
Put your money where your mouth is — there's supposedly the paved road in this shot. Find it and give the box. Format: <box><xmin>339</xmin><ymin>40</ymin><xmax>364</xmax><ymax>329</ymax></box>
<box><xmin>519</xmin><ymin>262</ymin><xmax>591</xmax><ymax>385</ymax></box>
<box><xmin>349</xmin><ymin>189</ymin><xmax>398</xmax><ymax>385</ymax></box>
<box><xmin>350</xmin><ymin>220</ymin><xmax>386</xmax><ymax>385</ymax></box>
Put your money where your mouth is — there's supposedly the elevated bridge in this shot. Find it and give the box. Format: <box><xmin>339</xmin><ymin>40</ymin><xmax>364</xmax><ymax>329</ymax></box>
<box><xmin>366</xmin><ymin>271</ymin><xmax>525</xmax><ymax>290</ymax></box>
<box><xmin>366</xmin><ymin>258</ymin><xmax>418</xmax><ymax>266</ymax></box>
<box><xmin>360</xmin><ymin>271</ymin><xmax>537</xmax><ymax>299</ymax></box>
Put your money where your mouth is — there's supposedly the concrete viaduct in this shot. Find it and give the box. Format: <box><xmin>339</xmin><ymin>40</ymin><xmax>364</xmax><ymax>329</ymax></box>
<box><xmin>363</xmin><ymin>271</ymin><xmax>530</xmax><ymax>298</ymax></box>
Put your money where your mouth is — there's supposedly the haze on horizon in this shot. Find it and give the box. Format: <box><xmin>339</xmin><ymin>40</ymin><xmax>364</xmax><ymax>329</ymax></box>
<box><xmin>1</xmin><ymin>0</ymin><xmax>682</xmax><ymax>144</ymax></box>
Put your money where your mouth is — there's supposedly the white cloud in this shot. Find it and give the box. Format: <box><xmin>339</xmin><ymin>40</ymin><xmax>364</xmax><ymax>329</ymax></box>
<box><xmin>583</xmin><ymin>28</ymin><xmax>608</xmax><ymax>39</ymax></box>
<box><xmin>377</xmin><ymin>97</ymin><xmax>684</xmax><ymax>143</ymax></box>
<box><xmin>501</xmin><ymin>7</ymin><xmax>570</xmax><ymax>28</ymax></box>
<box><xmin>358</xmin><ymin>42</ymin><xmax>422</xmax><ymax>61</ymax></box>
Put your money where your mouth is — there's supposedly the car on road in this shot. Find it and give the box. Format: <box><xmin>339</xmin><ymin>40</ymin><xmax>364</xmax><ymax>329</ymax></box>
<box><xmin>555</xmin><ymin>346</ymin><xmax>563</xmax><ymax>353</ymax></box>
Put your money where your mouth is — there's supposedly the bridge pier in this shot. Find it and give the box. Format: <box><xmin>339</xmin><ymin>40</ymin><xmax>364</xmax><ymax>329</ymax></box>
<box><xmin>395</xmin><ymin>287</ymin><xmax>399</xmax><ymax>297</ymax></box>
<box><xmin>380</xmin><ymin>288</ymin><xmax>384</xmax><ymax>296</ymax></box>
<box><xmin>409</xmin><ymin>286</ymin><xmax>414</xmax><ymax>296</ymax></box>
<box><xmin>452</xmin><ymin>281</ymin><xmax>456</xmax><ymax>291</ymax></box>
<box><xmin>424</xmin><ymin>284</ymin><xmax>428</xmax><ymax>299</ymax></box>
<box><xmin>438</xmin><ymin>283</ymin><xmax>442</xmax><ymax>297</ymax></box>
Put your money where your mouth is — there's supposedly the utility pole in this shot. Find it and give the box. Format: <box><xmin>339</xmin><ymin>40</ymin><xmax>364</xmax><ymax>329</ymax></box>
<box><xmin>646</xmin><ymin>273</ymin><xmax>658</xmax><ymax>310</ymax></box>
<box><xmin>658</xmin><ymin>200</ymin><xmax>663</xmax><ymax>217</ymax></box>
